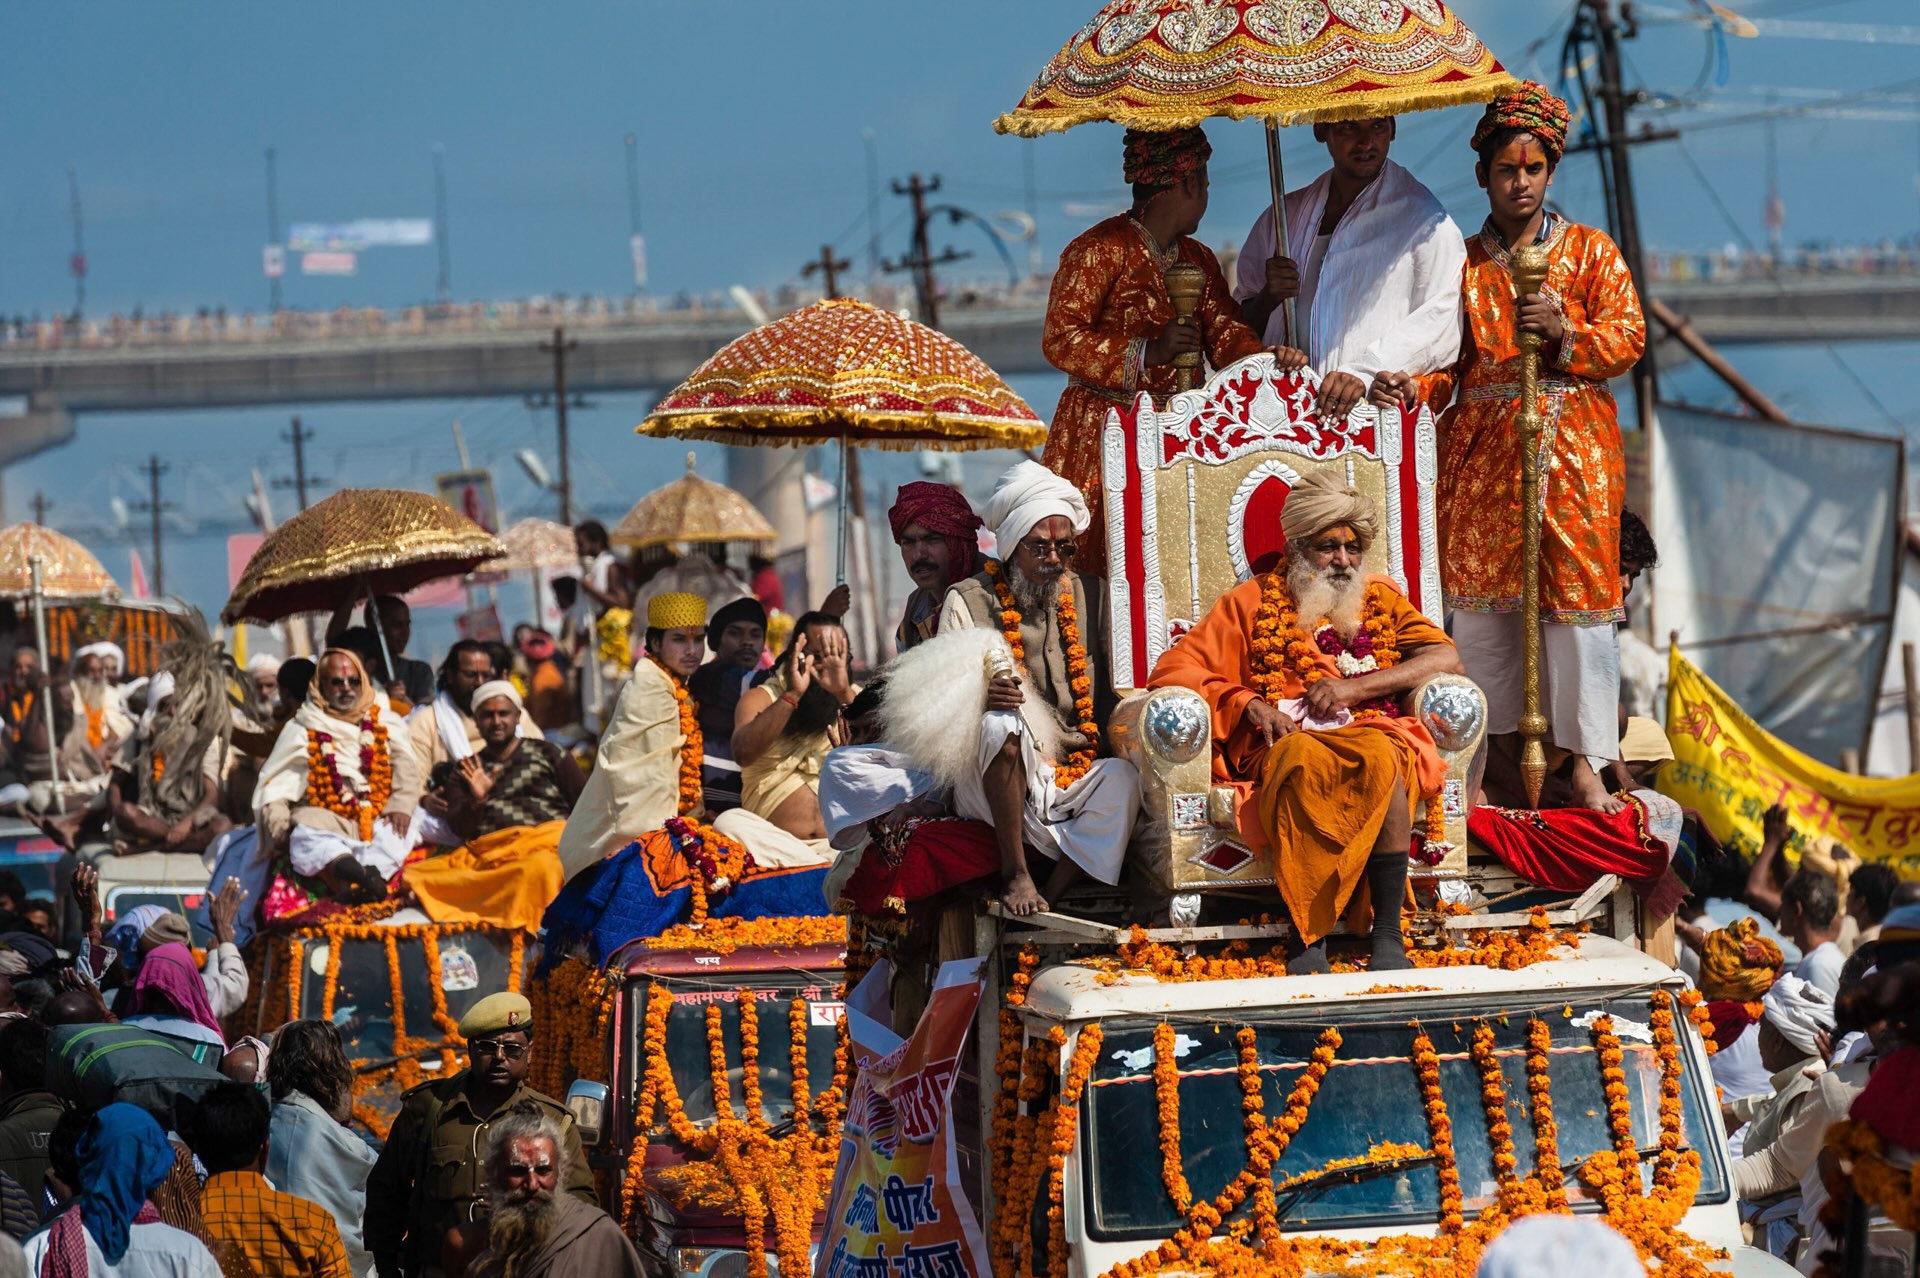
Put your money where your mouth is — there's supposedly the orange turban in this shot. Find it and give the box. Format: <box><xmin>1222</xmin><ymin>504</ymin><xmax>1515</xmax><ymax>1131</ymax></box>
<box><xmin>1697</xmin><ymin>916</ymin><xmax>1783</xmax><ymax>1003</ymax></box>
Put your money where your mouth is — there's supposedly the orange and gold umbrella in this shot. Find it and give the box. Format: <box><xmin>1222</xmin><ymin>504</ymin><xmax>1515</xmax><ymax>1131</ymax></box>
<box><xmin>639</xmin><ymin>297</ymin><xmax>1043</xmax><ymax>577</ymax></box>
<box><xmin>995</xmin><ymin>0</ymin><xmax>1515</xmax><ymax>332</ymax></box>
<box><xmin>0</xmin><ymin>523</ymin><xmax>118</xmax><ymax>600</ymax></box>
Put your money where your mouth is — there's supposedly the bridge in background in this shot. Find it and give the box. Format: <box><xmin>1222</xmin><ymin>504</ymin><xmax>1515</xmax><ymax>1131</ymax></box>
<box><xmin>1</xmin><ymin>270</ymin><xmax>1916</xmax><ymax>466</ymax></box>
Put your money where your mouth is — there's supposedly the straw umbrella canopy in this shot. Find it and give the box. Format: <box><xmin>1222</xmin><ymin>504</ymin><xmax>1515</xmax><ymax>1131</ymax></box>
<box><xmin>223</xmin><ymin>487</ymin><xmax>504</xmax><ymax>626</ymax></box>
<box><xmin>612</xmin><ymin>454</ymin><xmax>778</xmax><ymax>551</ymax></box>
<box><xmin>0</xmin><ymin>523</ymin><xmax>118</xmax><ymax>600</ymax></box>
<box><xmin>994</xmin><ymin>0</ymin><xmax>1515</xmax><ymax>333</ymax></box>
<box><xmin>639</xmin><ymin>297</ymin><xmax>1044</xmax><ymax>579</ymax></box>
<box><xmin>492</xmin><ymin>518</ymin><xmax>581</xmax><ymax>571</ymax></box>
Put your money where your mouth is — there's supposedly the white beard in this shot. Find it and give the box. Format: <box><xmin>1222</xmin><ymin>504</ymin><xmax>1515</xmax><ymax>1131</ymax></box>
<box><xmin>1288</xmin><ymin>555</ymin><xmax>1368</xmax><ymax>640</ymax></box>
<box><xmin>1004</xmin><ymin>562</ymin><xmax>1058</xmax><ymax>614</ymax></box>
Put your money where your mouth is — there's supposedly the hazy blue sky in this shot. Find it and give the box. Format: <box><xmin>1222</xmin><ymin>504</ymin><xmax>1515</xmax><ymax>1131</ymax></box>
<box><xmin>4</xmin><ymin>0</ymin><xmax>1917</xmax><ymax>654</ymax></box>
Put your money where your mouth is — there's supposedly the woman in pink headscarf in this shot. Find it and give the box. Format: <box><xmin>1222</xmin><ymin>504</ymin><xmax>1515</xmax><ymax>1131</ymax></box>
<box><xmin>125</xmin><ymin>942</ymin><xmax>226</xmax><ymax>1051</ymax></box>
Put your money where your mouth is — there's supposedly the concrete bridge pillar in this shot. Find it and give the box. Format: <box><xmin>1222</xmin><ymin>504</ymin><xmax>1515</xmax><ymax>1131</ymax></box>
<box><xmin>0</xmin><ymin>395</ymin><xmax>75</xmax><ymax>524</ymax></box>
<box><xmin>726</xmin><ymin>445</ymin><xmax>814</xmax><ymax>595</ymax></box>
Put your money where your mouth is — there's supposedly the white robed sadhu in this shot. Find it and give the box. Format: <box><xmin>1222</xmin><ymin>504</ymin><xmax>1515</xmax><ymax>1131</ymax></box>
<box><xmin>932</xmin><ymin>461</ymin><xmax>1140</xmax><ymax>885</ymax></box>
<box><xmin>254</xmin><ymin>648</ymin><xmax>424</xmax><ymax>881</ymax></box>
<box><xmin>1234</xmin><ymin>159</ymin><xmax>1465</xmax><ymax>381</ymax></box>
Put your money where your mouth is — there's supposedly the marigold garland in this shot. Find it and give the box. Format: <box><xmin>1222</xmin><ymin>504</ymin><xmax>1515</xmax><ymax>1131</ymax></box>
<box><xmin>302</xmin><ymin>706</ymin><xmax>394</xmax><ymax>841</ymax></box>
<box><xmin>1470</xmin><ymin>1022</ymin><xmax>1520</xmax><ymax>1189</ymax></box>
<box><xmin>1047</xmin><ymin>1026</ymin><xmax>1103</xmax><ymax>1278</ymax></box>
<box><xmin>985</xmin><ymin>559</ymin><xmax>1099</xmax><ymax>788</ymax></box>
<box><xmin>663</xmin><ymin>816</ymin><xmax>754</xmax><ymax>927</ymax></box>
<box><xmin>1153</xmin><ymin>1022</ymin><xmax>1194</xmax><ymax>1214</ymax></box>
<box><xmin>1591</xmin><ymin>1014</ymin><xmax>1639</xmax><ymax>1165</ymax></box>
<box><xmin>1524</xmin><ymin>1018</ymin><xmax>1566</xmax><ymax>1204</ymax></box>
<box><xmin>1411</xmin><ymin>1027</ymin><xmax>1466</xmax><ymax>1234</ymax></box>
<box><xmin>648</xmin><ymin>654</ymin><xmax>704</xmax><ymax>817</ymax></box>
<box><xmin>1825</xmin><ymin>1118</ymin><xmax>1920</xmax><ymax>1234</ymax></box>
<box><xmin>645</xmin><ymin>914</ymin><xmax>846</xmax><ymax>955</ymax></box>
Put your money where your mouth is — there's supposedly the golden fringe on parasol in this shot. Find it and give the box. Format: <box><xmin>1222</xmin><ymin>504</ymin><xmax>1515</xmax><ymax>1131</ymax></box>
<box><xmin>223</xmin><ymin>487</ymin><xmax>504</xmax><ymax>624</ymax></box>
<box><xmin>492</xmin><ymin>517</ymin><xmax>580</xmax><ymax>572</ymax></box>
<box><xmin>613</xmin><ymin>454</ymin><xmax>778</xmax><ymax>550</ymax></box>
<box><xmin>0</xmin><ymin>524</ymin><xmax>118</xmax><ymax>601</ymax></box>
<box><xmin>638</xmin><ymin>298</ymin><xmax>1045</xmax><ymax>454</ymax></box>
<box><xmin>993</xmin><ymin>0</ymin><xmax>1515</xmax><ymax>136</ymax></box>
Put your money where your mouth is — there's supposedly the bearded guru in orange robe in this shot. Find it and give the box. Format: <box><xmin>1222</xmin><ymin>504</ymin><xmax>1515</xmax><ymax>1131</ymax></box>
<box><xmin>1149</xmin><ymin>470</ymin><xmax>1462</xmax><ymax>973</ymax></box>
<box><xmin>1041</xmin><ymin>126</ymin><xmax>1280</xmax><ymax>578</ymax></box>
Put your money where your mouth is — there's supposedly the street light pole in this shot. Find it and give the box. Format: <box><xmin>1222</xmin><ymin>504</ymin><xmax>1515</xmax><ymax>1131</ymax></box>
<box><xmin>433</xmin><ymin>143</ymin><xmax>452</xmax><ymax>302</ymax></box>
<box><xmin>265</xmin><ymin>146</ymin><xmax>283</xmax><ymax>314</ymax></box>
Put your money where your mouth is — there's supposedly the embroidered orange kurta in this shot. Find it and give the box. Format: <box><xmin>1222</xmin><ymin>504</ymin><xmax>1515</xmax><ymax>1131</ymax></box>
<box><xmin>1433</xmin><ymin>220</ymin><xmax>1645</xmax><ymax>624</ymax></box>
<box><xmin>1041</xmin><ymin>215</ymin><xmax>1264</xmax><ymax>577</ymax></box>
<box><xmin>1148</xmin><ymin>575</ymin><xmax>1451</xmax><ymax>942</ymax></box>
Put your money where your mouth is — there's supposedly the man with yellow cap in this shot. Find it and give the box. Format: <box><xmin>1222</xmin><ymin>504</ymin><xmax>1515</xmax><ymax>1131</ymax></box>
<box><xmin>1150</xmin><ymin>468</ymin><xmax>1464</xmax><ymax>973</ymax></box>
<box><xmin>555</xmin><ymin>592</ymin><xmax>707</xmax><ymax>878</ymax></box>
<box><xmin>365</xmin><ymin>991</ymin><xmax>591</xmax><ymax>1278</ymax></box>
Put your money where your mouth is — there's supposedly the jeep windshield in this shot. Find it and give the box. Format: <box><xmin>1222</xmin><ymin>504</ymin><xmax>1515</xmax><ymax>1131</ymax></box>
<box><xmin>638</xmin><ymin>974</ymin><xmax>844</xmax><ymax>1128</ymax></box>
<box><xmin>1081</xmin><ymin>991</ymin><xmax>1729</xmax><ymax>1240</ymax></box>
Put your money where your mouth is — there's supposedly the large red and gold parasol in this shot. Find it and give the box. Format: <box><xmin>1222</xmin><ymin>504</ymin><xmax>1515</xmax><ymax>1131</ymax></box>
<box><xmin>0</xmin><ymin>523</ymin><xmax>118</xmax><ymax>600</ymax></box>
<box><xmin>223</xmin><ymin>487</ymin><xmax>504</xmax><ymax>625</ymax></box>
<box><xmin>995</xmin><ymin>0</ymin><xmax>1515</xmax><ymax>333</ymax></box>
<box><xmin>639</xmin><ymin>297</ymin><xmax>1044</xmax><ymax>454</ymax></box>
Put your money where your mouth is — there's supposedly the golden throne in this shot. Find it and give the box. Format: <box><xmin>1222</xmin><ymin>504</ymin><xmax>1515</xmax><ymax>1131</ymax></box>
<box><xmin>1099</xmin><ymin>352</ymin><xmax>1487</xmax><ymax>902</ymax></box>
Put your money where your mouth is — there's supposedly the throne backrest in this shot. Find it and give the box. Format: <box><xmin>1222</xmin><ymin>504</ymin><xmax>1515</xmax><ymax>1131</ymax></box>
<box><xmin>1102</xmin><ymin>352</ymin><xmax>1443</xmax><ymax>691</ymax></box>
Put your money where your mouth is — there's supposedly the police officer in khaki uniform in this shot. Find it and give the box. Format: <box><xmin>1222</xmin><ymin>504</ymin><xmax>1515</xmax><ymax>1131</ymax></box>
<box><xmin>365</xmin><ymin>992</ymin><xmax>593</xmax><ymax>1278</ymax></box>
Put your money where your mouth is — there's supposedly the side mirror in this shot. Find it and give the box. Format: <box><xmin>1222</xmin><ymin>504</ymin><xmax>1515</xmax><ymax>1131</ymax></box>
<box><xmin>566</xmin><ymin>1079</ymin><xmax>610</xmax><ymax>1147</ymax></box>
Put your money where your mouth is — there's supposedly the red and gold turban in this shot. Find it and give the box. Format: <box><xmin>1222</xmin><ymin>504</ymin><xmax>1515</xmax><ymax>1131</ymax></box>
<box><xmin>1123</xmin><ymin>126</ymin><xmax>1212</xmax><ymax>189</ymax></box>
<box><xmin>1697</xmin><ymin>915</ymin><xmax>1784</xmax><ymax>1003</ymax></box>
<box><xmin>889</xmin><ymin>481</ymin><xmax>983</xmax><ymax>586</ymax></box>
<box><xmin>1471</xmin><ymin>81</ymin><xmax>1572</xmax><ymax>165</ymax></box>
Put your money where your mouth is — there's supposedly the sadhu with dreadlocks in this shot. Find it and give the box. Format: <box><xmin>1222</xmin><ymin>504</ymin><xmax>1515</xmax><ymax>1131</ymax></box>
<box><xmin>1430</xmin><ymin>82</ymin><xmax>1647</xmax><ymax>815</ymax></box>
<box><xmin>41</xmin><ymin>610</ymin><xmax>253</xmax><ymax>856</ymax></box>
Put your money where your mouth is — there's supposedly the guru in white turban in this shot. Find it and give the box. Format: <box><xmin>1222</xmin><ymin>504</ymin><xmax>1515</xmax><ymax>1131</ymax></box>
<box><xmin>1279</xmin><ymin>468</ymin><xmax>1379</xmax><ymax>549</ymax></box>
<box><xmin>981</xmin><ymin>461</ymin><xmax>1090</xmax><ymax>554</ymax></box>
<box><xmin>469</xmin><ymin>680</ymin><xmax>523</xmax><ymax>713</ymax></box>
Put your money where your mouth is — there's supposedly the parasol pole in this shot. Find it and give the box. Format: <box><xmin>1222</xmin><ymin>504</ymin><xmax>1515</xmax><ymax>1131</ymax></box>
<box><xmin>363</xmin><ymin>574</ymin><xmax>398</xmax><ymax>687</ymax></box>
<box><xmin>1510</xmin><ymin>243</ymin><xmax>1551</xmax><ymax>807</ymax></box>
<box><xmin>27</xmin><ymin>556</ymin><xmax>65</xmax><ymax>816</ymax></box>
<box><xmin>1264</xmin><ymin>119</ymin><xmax>1296</xmax><ymax>345</ymax></box>
<box><xmin>835</xmin><ymin>433</ymin><xmax>851</xmax><ymax>584</ymax></box>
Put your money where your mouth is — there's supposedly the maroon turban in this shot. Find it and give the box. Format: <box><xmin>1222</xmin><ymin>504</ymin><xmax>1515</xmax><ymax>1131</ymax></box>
<box><xmin>1123</xmin><ymin>126</ymin><xmax>1212</xmax><ymax>189</ymax></box>
<box><xmin>888</xmin><ymin>482</ymin><xmax>983</xmax><ymax>588</ymax></box>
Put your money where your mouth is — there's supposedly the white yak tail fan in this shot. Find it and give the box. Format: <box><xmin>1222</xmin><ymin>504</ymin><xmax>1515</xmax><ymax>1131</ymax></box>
<box><xmin>874</xmin><ymin>626</ymin><xmax>1062</xmax><ymax>793</ymax></box>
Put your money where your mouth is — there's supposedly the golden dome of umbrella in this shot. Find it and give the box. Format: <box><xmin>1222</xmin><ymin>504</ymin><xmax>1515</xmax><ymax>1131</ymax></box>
<box><xmin>638</xmin><ymin>298</ymin><xmax>1045</xmax><ymax>453</ymax></box>
<box><xmin>0</xmin><ymin>524</ymin><xmax>118</xmax><ymax>600</ymax></box>
<box><xmin>612</xmin><ymin>454</ymin><xmax>779</xmax><ymax>550</ymax></box>
<box><xmin>492</xmin><ymin>517</ymin><xmax>581</xmax><ymax>571</ymax></box>
<box><xmin>223</xmin><ymin>487</ymin><xmax>505</xmax><ymax>624</ymax></box>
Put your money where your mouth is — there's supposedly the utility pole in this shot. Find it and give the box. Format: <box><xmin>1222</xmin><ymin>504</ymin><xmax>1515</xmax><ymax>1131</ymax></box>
<box><xmin>274</xmin><ymin>416</ymin><xmax>319</xmax><ymax>511</ymax></box>
<box><xmin>1582</xmin><ymin>0</ymin><xmax>1657</xmax><ymax>432</ymax></box>
<box><xmin>863</xmin><ymin>129</ymin><xmax>881</xmax><ymax>293</ymax></box>
<box><xmin>30</xmin><ymin>493</ymin><xmax>50</xmax><ymax>526</ymax></box>
<box><xmin>624</xmin><ymin>132</ymin><xmax>646</xmax><ymax>294</ymax></box>
<box><xmin>1763</xmin><ymin>94</ymin><xmax>1784</xmax><ymax>262</ymax></box>
<box><xmin>883</xmin><ymin>174</ymin><xmax>968</xmax><ymax>329</ymax></box>
<box><xmin>265</xmin><ymin>146</ymin><xmax>283</xmax><ymax>313</ymax></box>
<box><xmin>131</xmin><ymin>456</ymin><xmax>172</xmax><ymax>597</ymax></box>
<box><xmin>802</xmin><ymin>245</ymin><xmax>852</xmax><ymax>300</ymax></box>
<box><xmin>537</xmin><ymin>327</ymin><xmax>579</xmax><ymax>524</ymax></box>
<box><xmin>433</xmin><ymin>143</ymin><xmax>452</xmax><ymax>303</ymax></box>
<box><xmin>66</xmin><ymin>167</ymin><xmax>86</xmax><ymax>323</ymax></box>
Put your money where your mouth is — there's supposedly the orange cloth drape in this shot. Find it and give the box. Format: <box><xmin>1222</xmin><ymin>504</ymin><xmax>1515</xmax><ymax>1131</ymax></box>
<box><xmin>1040</xmin><ymin>215</ymin><xmax>1263</xmax><ymax>577</ymax></box>
<box><xmin>1430</xmin><ymin>219</ymin><xmax>1646</xmax><ymax>624</ymax></box>
<box><xmin>1148</xmin><ymin>574</ymin><xmax>1451</xmax><ymax>942</ymax></box>
<box><xmin>402</xmin><ymin>820</ymin><xmax>565</xmax><ymax>932</ymax></box>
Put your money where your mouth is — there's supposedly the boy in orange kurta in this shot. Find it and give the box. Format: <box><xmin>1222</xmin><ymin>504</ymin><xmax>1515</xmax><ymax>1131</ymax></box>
<box><xmin>1041</xmin><ymin>126</ymin><xmax>1299</xmax><ymax>577</ymax></box>
<box><xmin>1419</xmin><ymin>84</ymin><xmax>1646</xmax><ymax>813</ymax></box>
<box><xmin>1149</xmin><ymin>470</ymin><xmax>1462</xmax><ymax>973</ymax></box>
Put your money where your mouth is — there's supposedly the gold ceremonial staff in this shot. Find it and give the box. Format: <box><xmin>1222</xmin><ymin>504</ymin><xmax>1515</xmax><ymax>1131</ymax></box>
<box><xmin>1165</xmin><ymin>261</ymin><xmax>1206</xmax><ymax>393</ymax></box>
<box><xmin>1510</xmin><ymin>242</ymin><xmax>1551</xmax><ymax>806</ymax></box>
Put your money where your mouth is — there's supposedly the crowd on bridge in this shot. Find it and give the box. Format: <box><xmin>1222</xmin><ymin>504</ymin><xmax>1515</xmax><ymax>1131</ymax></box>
<box><xmin>0</xmin><ymin>79</ymin><xmax>1912</xmax><ymax>1278</ymax></box>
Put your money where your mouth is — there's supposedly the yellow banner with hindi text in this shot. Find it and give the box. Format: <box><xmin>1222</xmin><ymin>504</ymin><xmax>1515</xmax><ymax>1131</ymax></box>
<box><xmin>1661</xmin><ymin>648</ymin><xmax>1920</xmax><ymax>873</ymax></box>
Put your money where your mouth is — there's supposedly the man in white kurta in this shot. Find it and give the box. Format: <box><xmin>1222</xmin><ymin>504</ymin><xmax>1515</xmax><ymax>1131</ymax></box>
<box><xmin>935</xmin><ymin>462</ymin><xmax>1140</xmax><ymax>915</ymax></box>
<box><xmin>1234</xmin><ymin>119</ymin><xmax>1466</xmax><ymax>421</ymax></box>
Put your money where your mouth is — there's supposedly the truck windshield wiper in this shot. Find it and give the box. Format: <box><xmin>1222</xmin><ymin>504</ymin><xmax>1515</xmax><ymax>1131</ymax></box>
<box><xmin>1272</xmin><ymin>1153</ymin><xmax>1440</xmax><ymax>1223</ymax></box>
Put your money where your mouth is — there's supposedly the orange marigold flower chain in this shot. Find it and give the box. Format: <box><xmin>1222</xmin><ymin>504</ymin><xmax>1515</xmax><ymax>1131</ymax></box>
<box><xmin>985</xmin><ymin>559</ymin><xmax>1099</xmax><ymax>788</ymax></box>
<box><xmin>303</xmin><ymin>706</ymin><xmax>394</xmax><ymax>841</ymax></box>
<box><xmin>649</xmin><ymin>654</ymin><xmax>704</xmax><ymax>817</ymax></box>
<box><xmin>1249</xmin><ymin>573</ymin><xmax>1400</xmax><ymax>713</ymax></box>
